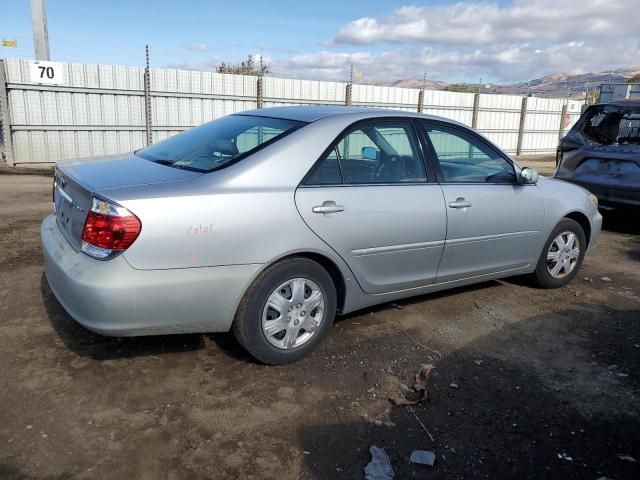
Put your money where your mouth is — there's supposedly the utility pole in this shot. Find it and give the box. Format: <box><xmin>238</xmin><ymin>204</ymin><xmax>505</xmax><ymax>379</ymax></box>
<box><xmin>30</xmin><ymin>0</ymin><xmax>50</xmax><ymax>60</ymax></box>
<box><xmin>417</xmin><ymin>72</ymin><xmax>426</xmax><ymax>113</ymax></box>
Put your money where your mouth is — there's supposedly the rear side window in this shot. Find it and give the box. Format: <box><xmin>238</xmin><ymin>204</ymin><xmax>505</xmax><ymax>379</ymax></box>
<box><xmin>307</xmin><ymin>121</ymin><xmax>426</xmax><ymax>185</ymax></box>
<box><xmin>581</xmin><ymin>106</ymin><xmax>640</xmax><ymax>145</ymax></box>
<box><xmin>306</xmin><ymin>147</ymin><xmax>342</xmax><ymax>185</ymax></box>
<box><xmin>137</xmin><ymin>115</ymin><xmax>304</xmax><ymax>172</ymax></box>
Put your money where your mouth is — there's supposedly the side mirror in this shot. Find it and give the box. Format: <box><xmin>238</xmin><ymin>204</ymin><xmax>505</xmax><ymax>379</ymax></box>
<box><xmin>361</xmin><ymin>146</ymin><xmax>379</xmax><ymax>161</ymax></box>
<box><xmin>520</xmin><ymin>167</ymin><xmax>539</xmax><ymax>185</ymax></box>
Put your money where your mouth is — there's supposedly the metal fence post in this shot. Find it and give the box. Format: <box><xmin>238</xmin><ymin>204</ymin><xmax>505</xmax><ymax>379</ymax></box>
<box><xmin>256</xmin><ymin>75</ymin><xmax>263</xmax><ymax>109</ymax></box>
<box><xmin>471</xmin><ymin>92</ymin><xmax>480</xmax><ymax>129</ymax></box>
<box><xmin>516</xmin><ymin>96</ymin><xmax>528</xmax><ymax>156</ymax></box>
<box><xmin>558</xmin><ymin>103</ymin><xmax>568</xmax><ymax>142</ymax></box>
<box><xmin>143</xmin><ymin>45</ymin><xmax>153</xmax><ymax>146</ymax></box>
<box><xmin>345</xmin><ymin>83</ymin><xmax>352</xmax><ymax>106</ymax></box>
<box><xmin>0</xmin><ymin>60</ymin><xmax>15</xmax><ymax>166</ymax></box>
<box><xmin>417</xmin><ymin>89</ymin><xmax>424</xmax><ymax>113</ymax></box>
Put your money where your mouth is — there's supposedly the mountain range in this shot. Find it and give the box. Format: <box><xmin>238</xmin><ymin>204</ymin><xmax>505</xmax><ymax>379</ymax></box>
<box><xmin>371</xmin><ymin>67</ymin><xmax>640</xmax><ymax>98</ymax></box>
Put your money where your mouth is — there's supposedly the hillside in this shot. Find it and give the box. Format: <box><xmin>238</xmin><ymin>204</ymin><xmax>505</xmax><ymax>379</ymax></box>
<box><xmin>369</xmin><ymin>67</ymin><xmax>640</xmax><ymax>98</ymax></box>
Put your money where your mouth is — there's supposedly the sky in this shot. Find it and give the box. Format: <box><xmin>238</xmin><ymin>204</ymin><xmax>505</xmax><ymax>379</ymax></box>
<box><xmin>1</xmin><ymin>0</ymin><xmax>639</xmax><ymax>84</ymax></box>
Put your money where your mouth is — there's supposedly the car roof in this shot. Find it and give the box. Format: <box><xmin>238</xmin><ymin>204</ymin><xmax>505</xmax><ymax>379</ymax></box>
<box><xmin>235</xmin><ymin>105</ymin><xmax>447</xmax><ymax>123</ymax></box>
<box><xmin>594</xmin><ymin>99</ymin><xmax>640</xmax><ymax>108</ymax></box>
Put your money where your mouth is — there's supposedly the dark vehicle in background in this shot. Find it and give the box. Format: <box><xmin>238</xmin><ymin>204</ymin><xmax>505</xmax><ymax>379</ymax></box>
<box><xmin>555</xmin><ymin>100</ymin><xmax>640</xmax><ymax>209</ymax></box>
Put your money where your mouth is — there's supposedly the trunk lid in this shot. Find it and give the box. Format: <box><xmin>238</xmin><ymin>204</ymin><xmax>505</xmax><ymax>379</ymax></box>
<box><xmin>54</xmin><ymin>153</ymin><xmax>202</xmax><ymax>250</ymax></box>
<box><xmin>59</xmin><ymin>152</ymin><xmax>203</xmax><ymax>191</ymax></box>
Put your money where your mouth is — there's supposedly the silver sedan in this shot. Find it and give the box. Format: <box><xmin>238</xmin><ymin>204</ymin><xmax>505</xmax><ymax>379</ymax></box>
<box><xmin>41</xmin><ymin>106</ymin><xmax>602</xmax><ymax>364</ymax></box>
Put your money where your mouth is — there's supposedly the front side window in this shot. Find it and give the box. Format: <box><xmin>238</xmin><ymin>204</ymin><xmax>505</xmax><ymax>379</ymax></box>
<box><xmin>307</xmin><ymin>121</ymin><xmax>426</xmax><ymax>185</ymax></box>
<box><xmin>137</xmin><ymin>115</ymin><xmax>304</xmax><ymax>172</ymax></box>
<box><xmin>422</xmin><ymin>124</ymin><xmax>515</xmax><ymax>184</ymax></box>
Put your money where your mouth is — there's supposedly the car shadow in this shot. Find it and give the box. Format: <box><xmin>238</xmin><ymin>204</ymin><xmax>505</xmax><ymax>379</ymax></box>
<box><xmin>41</xmin><ymin>273</ymin><xmax>207</xmax><ymax>361</ymax></box>
<box><xmin>206</xmin><ymin>332</ymin><xmax>258</xmax><ymax>364</ymax></box>
<box><xmin>42</xmin><ymin>272</ymin><xmax>505</xmax><ymax>363</ymax></box>
<box><xmin>336</xmin><ymin>280</ymin><xmax>502</xmax><ymax>324</ymax></box>
<box><xmin>601</xmin><ymin>208</ymin><xmax>640</xmax><ymax>235</ymax></box>
<box><xmin>297</xmin><ymin>305</ymin><xmax>640</xmax><ymax>479</ymax></box>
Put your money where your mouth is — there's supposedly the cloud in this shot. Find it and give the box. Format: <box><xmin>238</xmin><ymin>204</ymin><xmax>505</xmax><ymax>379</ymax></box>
<box><xmin>267</xmin><ymin>0</ymin><xmax>640</xmax><ymax>83</ymax></box>
<box><xmin>166</xmin><ymin>1</ymin><xmax>640</xmax><ymax>84</ymax></box>
<box><xmin>331</xmin><ymin>0</ymin><xmax>639</xmax><ymax>46</ymax></box>
<box><xmin>269</xmin><ymin>41</ymin><xmax>640</xmax><ymax>83</ymax></box>
<box><xmin>183</xmin><ymin>43</ymin><xmax>211</xmax><ymax>53</ymax></box>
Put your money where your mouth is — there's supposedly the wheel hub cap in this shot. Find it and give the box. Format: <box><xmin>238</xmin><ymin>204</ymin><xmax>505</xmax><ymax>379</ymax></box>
<box><xmin>546</xmin><ymin>231</ymin><xmax>580</xmax><ymax>279</ymax></box>
<box><xmin>261</xmin><ymin>278</ymin><xmax>325</xmax><ymax>350</ymax></box>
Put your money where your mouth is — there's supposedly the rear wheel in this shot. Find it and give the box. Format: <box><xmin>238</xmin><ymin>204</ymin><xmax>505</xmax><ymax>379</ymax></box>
<box><xmin>530</xmin><ymin>218</ymin><xmax>587</xmax><ymax>288</ymax></box>
<box><xmin>232</xmin><ymin>258</ymin><xmax>337</xmax><ymax>365</ymax></box>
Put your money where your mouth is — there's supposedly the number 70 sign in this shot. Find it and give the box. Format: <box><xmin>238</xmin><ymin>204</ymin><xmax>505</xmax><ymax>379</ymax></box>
<box><xmin>29</xmin><ymin>60</ymin><xmax>65</xmax><ymax>85</ymax></box>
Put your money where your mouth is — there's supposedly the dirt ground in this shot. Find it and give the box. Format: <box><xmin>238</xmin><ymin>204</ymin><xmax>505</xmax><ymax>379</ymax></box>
<box><xmin>1</xmin><ymin>173</ymin><xmax>638</xmax><ymax>480</ymax></box>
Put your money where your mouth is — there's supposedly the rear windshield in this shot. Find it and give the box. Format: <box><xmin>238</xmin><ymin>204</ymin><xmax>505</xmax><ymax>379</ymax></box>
<box><xmin>581</xmin><ymin>105</ymin><xmax>640</xmax><ymax>145</ymax></box>
<box><xmin>136</xmin><ymin>115</ymin><xmax>305</xmax><ymax>172</ymax></box>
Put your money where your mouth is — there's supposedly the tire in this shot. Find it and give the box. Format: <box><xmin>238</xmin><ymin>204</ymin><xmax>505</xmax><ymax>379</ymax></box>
<box><xmin>232</xmin><ymin>258</ymin><xmax>337</xmax><ymax>365</ymax></box>
<box><xmin>530</xmin><ymin>218</ymin><xmax>587</xmax><ymax>289</ymax></box>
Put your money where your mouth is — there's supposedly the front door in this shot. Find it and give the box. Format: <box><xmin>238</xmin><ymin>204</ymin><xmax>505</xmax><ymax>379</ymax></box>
<box><xmin>419</xmin><ymin>121</ymin><xmax>545</xmax><ymax>283</ymax></box>
<box><xmin>295</xmin><ymin>120</ymin><xmax>447</xmax><ymax>294</ymax></box>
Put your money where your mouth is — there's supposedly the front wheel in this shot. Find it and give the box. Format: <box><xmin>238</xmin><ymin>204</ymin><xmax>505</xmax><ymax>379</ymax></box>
<box><xmin>232</xmin><ymin>258</ymin><xmax>337</xmax><ymax>365</ymax></box>
<box><xmin>530</xmin><ymin>218</ymin><xmax>587</xmax><ymax>288</ymax></box>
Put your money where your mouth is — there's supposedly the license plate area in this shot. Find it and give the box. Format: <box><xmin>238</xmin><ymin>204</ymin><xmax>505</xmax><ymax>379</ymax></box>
<box><xmin>597</xmin><ymin>159</ymin><xmax>628</xmax><ymax>176</ymax></box>
<box><xmin>54</xmin><ymin>186</ymin><xmax>75</xmax><ymax>236</ymax></box>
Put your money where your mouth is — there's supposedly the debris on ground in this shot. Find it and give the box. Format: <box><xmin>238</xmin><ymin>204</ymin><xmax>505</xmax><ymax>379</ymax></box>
<box><xmin>616</xmin><ymin>454</ymin><xmax>637</xmax><ymax>462</ymax></box>
<box><xmin>474</xmin><ymin>359</ymin><xmax>483</xmax><ymax>365</ymax></box>
<box><xmin>364</xmin><ymin>446</ymin><xmax>394</xmax><ymax>480</ymax></box>
<box><xmin>557</xmin><ymin>452</ymin><xmax>573</xmax><ymax>462</ymax></box>
<box><xmin>389</xmin><ymin>364</ymin><xmax>434</xmax><ymax>406</ymax></box>
<box><xmin>409</xmin><ymin>450</ymin><xmax>436</xmax><ymax>467</ymax></box>
<box><xmin>391</xmin><ymin>303</ymin><xmax>403</xmax><ymax>310</ymax></box>
<box><xmin>449</xmin><ymin>382</ymin><xmax>459</xmax><ymax>389</ymax></box>
<box><xmin>601</xmin><ymin>276</ymin><xmax>612</xmax><ymax>282</ymax></box>
<box><xmin>407</xmin><ymin>405</ymin><xmax>435</xmax><ymax>441</ymax></box>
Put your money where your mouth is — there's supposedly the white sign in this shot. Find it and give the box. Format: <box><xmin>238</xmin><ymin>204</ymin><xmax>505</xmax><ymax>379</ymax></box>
<box><xmin>29</xmin><ymin>60</ymin><xmax>65</xmax><ymax>85</ymax></box>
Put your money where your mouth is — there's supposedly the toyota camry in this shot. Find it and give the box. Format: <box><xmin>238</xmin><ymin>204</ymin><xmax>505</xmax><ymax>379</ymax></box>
<box><xmin>42</xmin><ymin>106</ymin><xmax>602</xmax><ymax>364</ymax></box>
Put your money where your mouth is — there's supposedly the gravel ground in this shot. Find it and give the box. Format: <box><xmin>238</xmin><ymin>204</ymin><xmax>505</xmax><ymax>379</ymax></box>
<box><xmin>0</xmin><ymin>174</ymin><xmax>638</xmax><ymax>480</ymax></box>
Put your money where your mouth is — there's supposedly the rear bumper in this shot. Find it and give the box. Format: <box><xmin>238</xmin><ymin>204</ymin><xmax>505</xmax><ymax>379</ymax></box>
<box><xmin>555</xmin><ymin>177</ymin><xmax>640</xmax><ymax>208</ymax></box>
<box><xmin>41</xmin><ymin>214</ymin><xmax>262</xmax><ymax>336</ymax></box>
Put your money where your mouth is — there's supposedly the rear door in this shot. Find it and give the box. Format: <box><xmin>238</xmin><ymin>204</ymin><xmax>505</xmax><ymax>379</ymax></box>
<box><xmin>295</xmin><ymin>119</ymin><xmax>447</xmax><ymax>294</ymax></box>
<box><xmin>419</xmin><ymin>121</ymin><xmax>545</xmax><ymax>282</ymax></box>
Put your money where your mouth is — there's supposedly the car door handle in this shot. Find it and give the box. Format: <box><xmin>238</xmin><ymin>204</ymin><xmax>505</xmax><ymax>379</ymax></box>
<box><xmin>448</xmin><ymin>197</ymin><xmax>472</xmax><ymax>209</ymax></box>
<box><xmin>312</xmin><ymin>201</ymin><xmax>345</xmax><ymax>214</ymax></box>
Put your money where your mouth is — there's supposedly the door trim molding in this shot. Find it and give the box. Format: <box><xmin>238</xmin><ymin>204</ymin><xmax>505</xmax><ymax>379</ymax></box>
<box><xmin>445</xmin><ymin>230</ymin><xmax>539</xmax><ymax>246</ymax></box>
<box><xmin>351</xmin><ymin>239</ymin><xmax>445</xmax><ymax>257</ymax></box>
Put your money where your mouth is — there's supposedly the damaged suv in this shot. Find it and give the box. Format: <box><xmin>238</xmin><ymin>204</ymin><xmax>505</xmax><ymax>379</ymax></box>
<box><xmin>555</xmin><ymin>100</ymin><xmax>640</xmax><ymax>209</ymax></box>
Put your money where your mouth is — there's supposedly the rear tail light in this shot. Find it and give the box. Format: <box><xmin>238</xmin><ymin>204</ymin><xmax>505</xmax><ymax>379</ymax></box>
<box><xmin>81</xmin><ymin>197</ymin><xmax>141</xmax><ymax>260</ymax></box>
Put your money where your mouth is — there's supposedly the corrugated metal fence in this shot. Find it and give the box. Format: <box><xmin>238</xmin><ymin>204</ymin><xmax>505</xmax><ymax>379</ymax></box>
<box><xmin>0</xmin><ymin>58</ymin><xmax>585</xmax><ymax>165</ymax></box>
